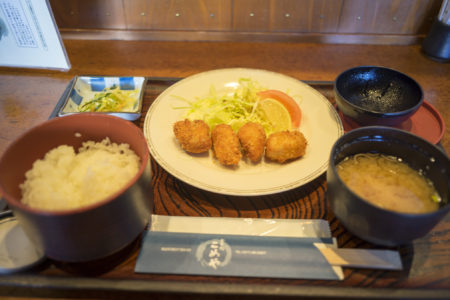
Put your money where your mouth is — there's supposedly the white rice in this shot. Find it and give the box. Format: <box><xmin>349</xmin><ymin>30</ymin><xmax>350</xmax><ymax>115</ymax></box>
<box><xmin>20</xmin><ymin>137</ymin><xmax>140</xmax><ymax>211</ymax></box>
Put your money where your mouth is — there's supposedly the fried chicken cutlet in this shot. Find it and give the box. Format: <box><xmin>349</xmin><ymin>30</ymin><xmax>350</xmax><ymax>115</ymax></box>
<box><xmin>238</xmin><ymin>122</ymin><xmax>266</xmax><ymax>162</ymax></box>
<box><xmin>265</xmin><ymin>130</ymin><xmax>307</xmax><ymax>163</ymax></box>
<box><xmin>173</xmin><ymin>119</ymin><xmax>211</xmax><ymax>153</ymax></box>
<box><xmin>211</xmin><ymin>124</ymin><xmax>242</xmax><ymax>166</ymax></box>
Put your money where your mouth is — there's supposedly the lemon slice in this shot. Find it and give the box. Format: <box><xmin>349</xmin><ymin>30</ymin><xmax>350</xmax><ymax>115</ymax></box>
<box><xmin>258</xmin><ymin>98</ymin><xmax>292</xmax><ymax>133</ymax></box>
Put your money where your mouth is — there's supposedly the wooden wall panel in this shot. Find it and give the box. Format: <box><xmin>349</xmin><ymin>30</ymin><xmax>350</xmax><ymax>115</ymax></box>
<box><xmin>269</xmin><ymin>0</ymin><xmax>343</xmax><ymax>33</ymax></box>
<box><xmin>49</xmin><ymin>0</ymin><xmax>126</xmax><ymax>29</ymax></box>
<box><xmin>400</xmin><ymin>0</ymin><xmax>442</xmax><ymax>33</ymax></box>
<box><xmin>232</xmin><ymin>0</ymin><xmax>270</xmax><ymax>31</ymax></box>
<box><xmin>49</xmin><ymin>0</ymin><xmax>442</xmax><ymax>44</ymax></box>
<box><xmin>337</xmin><ymin>0</ymin><xmax>441</xmax><ymax>34</ymax></box>
<box><xmin>124</xmin><ymin>0</ymin><xmax>232</xmax><ymax>30</ymax></box>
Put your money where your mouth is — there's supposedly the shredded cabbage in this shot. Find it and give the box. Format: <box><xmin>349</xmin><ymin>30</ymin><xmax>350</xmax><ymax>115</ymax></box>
<box><xmin>173</xmin><ymin>78</ymin><xmax>276</xmax><ymax>134</ymax></box>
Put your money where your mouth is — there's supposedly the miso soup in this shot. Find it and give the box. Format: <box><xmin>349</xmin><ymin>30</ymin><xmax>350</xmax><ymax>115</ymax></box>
<box><xmin>336</xmin><ymin>153</ymin><xmax>441</xmax><ymax>214</ymax></box>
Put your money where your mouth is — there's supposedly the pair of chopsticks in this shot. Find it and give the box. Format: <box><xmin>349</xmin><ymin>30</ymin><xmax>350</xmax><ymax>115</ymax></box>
<box><xmin>315</xmin><ymin>244</ymin><xmax>403</xmax><ymax>271</ymax></box>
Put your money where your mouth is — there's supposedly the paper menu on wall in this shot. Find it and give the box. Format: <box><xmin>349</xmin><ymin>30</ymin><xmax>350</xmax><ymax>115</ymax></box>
<box><xmin>0</xmin><ymin>0</ymin><xmax>70</xmax><ymax>70</ymax></box>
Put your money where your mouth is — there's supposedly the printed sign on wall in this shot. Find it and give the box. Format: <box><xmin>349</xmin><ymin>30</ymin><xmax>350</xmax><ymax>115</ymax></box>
<box><xmin>0</xmin><ymin>0</ymin><xmax>70</xmax><ymax>70</ymax></box>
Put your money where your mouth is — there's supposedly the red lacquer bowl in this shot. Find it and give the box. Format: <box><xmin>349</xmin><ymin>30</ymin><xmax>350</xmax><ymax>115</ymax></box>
<box><xmin>0</xmin><ymin>114</ymin><xmax>153</xmax><ymax>263</ymax></box>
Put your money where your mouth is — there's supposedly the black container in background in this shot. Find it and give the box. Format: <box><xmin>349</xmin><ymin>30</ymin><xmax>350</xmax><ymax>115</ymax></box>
<box><xmin>422</xmin><ymin>18</ymin><xmax>450</xmax><ymax>62</ymax></box>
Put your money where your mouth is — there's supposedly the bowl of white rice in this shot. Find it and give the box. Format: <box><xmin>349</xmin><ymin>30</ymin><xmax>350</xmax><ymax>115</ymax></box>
<box><xmin>0</xmin><ymin>113</ymin><xmax>152</xmax><ymax>263</ymax></box>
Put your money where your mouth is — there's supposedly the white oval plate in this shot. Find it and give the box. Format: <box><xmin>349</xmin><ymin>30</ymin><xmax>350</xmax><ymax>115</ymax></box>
<box><xmin>144</xmin><ymin>68</ymin><xmax>344</xmax><ymax>196</ymax></box>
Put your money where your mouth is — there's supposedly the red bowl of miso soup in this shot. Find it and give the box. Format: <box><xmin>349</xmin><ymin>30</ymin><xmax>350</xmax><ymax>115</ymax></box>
<box><xmin>327</xmin><ymin>126</ymin><xmax>449</xmax><ymax>246</ymax></box>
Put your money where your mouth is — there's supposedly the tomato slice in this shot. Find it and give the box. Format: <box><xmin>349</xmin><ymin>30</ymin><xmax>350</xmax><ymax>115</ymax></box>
<box><xmin>257</xmin><ymin>90</ymin><xmax>302</xmax><ymax>128</ymax></box>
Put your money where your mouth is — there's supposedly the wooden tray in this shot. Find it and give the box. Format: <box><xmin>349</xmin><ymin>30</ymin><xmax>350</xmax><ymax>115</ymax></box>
<box><xmin>1</xmin><ymin>78</ymin><xmax>449</xmax><ymax>299</ymax></box>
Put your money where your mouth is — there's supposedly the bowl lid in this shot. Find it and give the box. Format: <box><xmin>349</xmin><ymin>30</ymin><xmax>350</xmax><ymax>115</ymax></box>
<box><xmin>0</xmin><ymin>211</ymin><xmax>46</xmax><ymax>274</ymax></box>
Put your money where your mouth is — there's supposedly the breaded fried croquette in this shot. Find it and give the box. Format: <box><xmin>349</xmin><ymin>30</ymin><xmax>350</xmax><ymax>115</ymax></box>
<box><xmin>173</xmin><ymin>119</ymin><xmax>211</xmax><ymax>153</ymax></box>
<box><xmin>238</xmin><ymin>122</ymin><xmax>266</xmax><ymax>162</ymax></box>
<box><xmin>265</xmin><ymin>130</ymin><xmax>307</xmax><ymax>163</ymax></box>
<box><xmin>211</xmin><ymin>124</ymin><xmax>242</xmax><ymax>166</ymax></box>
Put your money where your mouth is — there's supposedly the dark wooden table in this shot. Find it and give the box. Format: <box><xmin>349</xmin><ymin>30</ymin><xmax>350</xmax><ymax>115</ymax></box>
<box><xmin>0</xmin><ymin>40</ymin><xmax>449</xmax><ymax>299</ymax></box>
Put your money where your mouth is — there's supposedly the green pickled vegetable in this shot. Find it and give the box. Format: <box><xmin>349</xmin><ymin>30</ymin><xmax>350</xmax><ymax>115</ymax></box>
<box><xmin>431</xmin><ymin>194</ymin><xmax>441</xmax><ymax>203</ymax></box>
<box><xmin>79</xmin><ymin>86</ymin><xmax>138</xmax><ymax>112</ymax></box>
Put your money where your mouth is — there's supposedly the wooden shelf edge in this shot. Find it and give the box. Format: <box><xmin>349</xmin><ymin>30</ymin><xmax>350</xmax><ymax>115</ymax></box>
<box><xmin>59</xmin><ymin>29</ymin><xmax>424</xmax><ymax>45</ymax></box>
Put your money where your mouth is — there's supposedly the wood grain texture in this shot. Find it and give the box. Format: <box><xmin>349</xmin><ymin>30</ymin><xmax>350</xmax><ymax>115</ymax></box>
<box><xmin>232</xmin><ymin>0</ymin><xmax>271</xmax><ymax>31</ymax></box>
<box><xmin>124</xmin><ymin>0</ymin><xmax>232</xmax><ymax>30</ymax></box>
<box><xmin>270</xmin><ymin>0</ymin><xmax>344</xmax><ymax>33</ymax></box>
<box><xmin>49</xmin><ymin>0</ymin><xmax>441</xmax><ymax>40</ymax></box>
<box><xmin>49</xmin><ymin>0</ymin><xmax>126</xmax><ymax>29</ymax></box>
<box><xmin>0</xmin><ymin>40</ymin><xmax>449</xmax><ymax>299</ymax></box>
<box><xmin>58</xmin><ymin>28</ymin><xmax>425</xmax><ymax>45</ymax></box>
<box><xmin>337</xmin><ymin>0</ymin><xmax>441</xmax><ymax>34</ymax></box>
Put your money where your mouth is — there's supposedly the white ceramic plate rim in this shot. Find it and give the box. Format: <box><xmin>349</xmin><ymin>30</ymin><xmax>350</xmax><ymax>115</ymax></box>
<box><xmin>144</xmin><ymin>68</ymin><xmax>344</xmax><ymax>196</ymax></box>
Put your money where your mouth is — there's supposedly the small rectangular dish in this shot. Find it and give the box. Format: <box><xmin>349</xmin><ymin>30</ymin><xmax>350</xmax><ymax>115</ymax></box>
<box><xmin>58</xmin><ymin>76</ymin><xmax>146</xmax><ymax>121</ymax></box>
